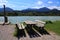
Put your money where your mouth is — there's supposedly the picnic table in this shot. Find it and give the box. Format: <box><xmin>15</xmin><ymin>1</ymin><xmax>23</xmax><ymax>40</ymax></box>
<box><xmin>16</xmin><ymin>20</ymin><xmax>46</xmax><ymax>29</ymax></box>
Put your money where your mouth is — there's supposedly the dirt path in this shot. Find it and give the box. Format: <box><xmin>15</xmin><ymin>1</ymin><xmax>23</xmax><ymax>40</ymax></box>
<box><xmin>0</xmin><ymin>25</ymin><xmax>17</xmax><ymax>40</ymax></box>
<box><xmin>0</xmin><ymin>25</ymin><xmax>60</xmax><ymax>40</ymax></box>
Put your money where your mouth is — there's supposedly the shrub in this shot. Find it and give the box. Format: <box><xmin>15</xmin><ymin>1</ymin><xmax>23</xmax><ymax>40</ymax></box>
<box><xmin>46</xmin><ymin>21</ymin><xmax>53</xmax><ymax>24</ymax></box>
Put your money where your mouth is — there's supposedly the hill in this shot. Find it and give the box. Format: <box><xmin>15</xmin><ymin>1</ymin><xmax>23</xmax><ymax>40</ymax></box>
<box><xmin>21</xmin><ymin>7</ymin><xmax>51</xmax><ymax>12</ymax></box>
<box><xmin>0</xmin><ymin>7</ymin><xmax>13</xmax><ymax>12</ymax></box>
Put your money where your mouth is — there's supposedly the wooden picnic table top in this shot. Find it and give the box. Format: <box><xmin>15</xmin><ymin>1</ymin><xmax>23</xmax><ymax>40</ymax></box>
<box><xmin>24</xmin><ymin>20</ymin><xmax>45</xmax><ymax>27</ymax></box>
<box><xmin>24</xmin><ymin>20</ymin><xmax>46</xmax><ymax>24</ymax></box>
<box><xmin>35</xmin><ymin>20</ymin><xmax>46</xmax><ymax>24</ymax></box>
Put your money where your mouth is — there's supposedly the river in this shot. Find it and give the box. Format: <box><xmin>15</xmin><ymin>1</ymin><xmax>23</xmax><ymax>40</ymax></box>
<box><xmin>0</xmin><ymin>16</ymin><xmax>60</xmax><ymax>24</ymax></box>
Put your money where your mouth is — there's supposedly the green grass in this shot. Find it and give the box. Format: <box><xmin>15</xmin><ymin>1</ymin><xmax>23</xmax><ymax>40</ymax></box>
<box><xmin>13</xmin><ymin>26</ymin><xmax>19</xmax><ymax>37</ymax></box>
<box><xmin>45</xmin><ymin>21</ymin><xmax>60</xmax><ymax>35</ymax></box>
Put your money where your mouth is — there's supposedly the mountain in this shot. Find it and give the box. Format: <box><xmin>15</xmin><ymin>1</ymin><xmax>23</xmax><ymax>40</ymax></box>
<box><xmin>0</xmin><ymin>7</ymin><xmax>13</xmax><ymax>12</ymax></box>
<box><xmin>21</xmin><ymin>8</ymin><xmax>37</xmax><ymax>12</ymax></box>
<box><xmin>0</xmin><ymin>7</ymin><xmax>59</xmax><ymax>13</ymax></box>
<box><xmin>51</xmin><ymin>9</ymin><xmax>59</xmax><ymax>11</ymax></box>
<box><xmin>37</xmin><ymin>7</ymin><xmax>50</xmax><ymax>12</ymax></box>
<box><xmin>21</xmin><ymin>7</ymin><xmax>51</xmax><ymax>12</ymax></box>
<box><xmin>0</xmin><ymin>7</ymin><xmax>60</xmax><ymax>16</ymax></box>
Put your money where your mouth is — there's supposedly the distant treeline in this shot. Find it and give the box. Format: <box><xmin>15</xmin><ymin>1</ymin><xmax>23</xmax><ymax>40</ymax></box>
<box><xmin>0</xmin><ymin>10</ymin><xmax>60</xmax><ymax>16</ymax></box>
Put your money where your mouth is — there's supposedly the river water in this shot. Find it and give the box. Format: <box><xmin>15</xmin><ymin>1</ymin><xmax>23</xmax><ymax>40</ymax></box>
<box><xmin>0</xmin><ymin>16</ymin><xmax>60</xmax><ymax>24</ymax></box>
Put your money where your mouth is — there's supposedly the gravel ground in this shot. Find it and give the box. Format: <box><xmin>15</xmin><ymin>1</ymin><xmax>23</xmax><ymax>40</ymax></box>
<box><xmin>0</xmin><ymin>24</ymin><xmax>60</xmax><ymax>40</ymax></box>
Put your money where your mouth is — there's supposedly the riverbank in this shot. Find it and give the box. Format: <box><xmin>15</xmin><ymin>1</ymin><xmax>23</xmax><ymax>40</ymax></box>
<box><xmin>45</xmin><ymin>21</ymin><xmax>60</xmax><ymax>35</ymax></box>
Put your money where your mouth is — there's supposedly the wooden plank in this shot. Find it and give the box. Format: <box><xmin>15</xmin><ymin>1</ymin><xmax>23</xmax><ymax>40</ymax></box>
<box><xmin>35</xmin><ymin>20</ymin><xmax>45</xmax><ymax>27</ymax></box>
<box><xmin>35</xmin><ymin>20</ymin><xmax>46</xmax><ymax>24</ymax></box>
<box><xmin>17</xmin><ymin>24</ymin><xmax>25</xmax><ymax>29</ymax></box>
<box><xmin>17</xmin><ymin>24</ymin><xmax>22</xmax><ymax>29</ymax></box>
<box><xmin>21</xmin><ymin>24</ymin><xmax>25</xmax><ymax>29</ymax></box>
<box><xmin>36</xmin><ymin>23</ymin><xmax>45</xmax><ymax>27</ymax></box>
<box><xmin>24</xmin><ymin>20</ymin><xmax>36</xmax><ymax>24</ymax></box>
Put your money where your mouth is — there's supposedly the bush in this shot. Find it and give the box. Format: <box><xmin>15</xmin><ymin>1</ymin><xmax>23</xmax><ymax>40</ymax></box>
<box><xmin>46</xmin><ymin>21</ymin><xmax>53</xmax><ymax>24</ymax></box>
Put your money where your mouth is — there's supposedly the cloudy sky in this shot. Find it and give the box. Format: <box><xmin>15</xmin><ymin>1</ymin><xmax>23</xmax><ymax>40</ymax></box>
<box><xmin>0</xmin><ymin>0</ymin><xmax>60</xmax><ymax>10</ymax></box>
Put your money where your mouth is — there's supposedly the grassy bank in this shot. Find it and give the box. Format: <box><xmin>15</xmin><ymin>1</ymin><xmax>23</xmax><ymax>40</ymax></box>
<box><xmin>45</xmin><ymin>21</ymin><xmax>60</xmax><ymax>35</ymax></box>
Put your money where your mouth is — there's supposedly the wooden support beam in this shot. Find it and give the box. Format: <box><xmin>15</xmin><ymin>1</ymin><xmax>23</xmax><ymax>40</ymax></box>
<box><xmin>3</xmin><ymin>5</ymin><xmax>8</xmax><ymax>23</ymax></box>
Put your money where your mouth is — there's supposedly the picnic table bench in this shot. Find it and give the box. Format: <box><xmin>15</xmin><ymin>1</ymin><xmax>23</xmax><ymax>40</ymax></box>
<box><xmin>17</xmin><ymin>23</ymin><xmax>25</xmax><ymax>29</ymax></box>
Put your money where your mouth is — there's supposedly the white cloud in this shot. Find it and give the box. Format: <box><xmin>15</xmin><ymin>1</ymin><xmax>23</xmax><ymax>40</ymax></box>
<box><xmin>48</xmin><ymin>6</ymin><xmax>60</xmax><ymax>10</ymax></box>
<box><xmin>0</xmin><ymin>0</ymin><xmax>8</xmax><ymax>5</ymax></box>
<box><xmin>0</xmin><ymin>0</ymin><xmax>8</xmax><ymax>3</ymax></box>
<box><xmin>37</xmin><ymin>1</ymin><xmax>43</xmax><ymax>5</ymax></box>
<box><xmin>32</xmin><ymin>6</ymin><xmax>60</xmax><ymax>10</ymax></box>
<box><xmin>0</xmin><ymin>0</ymin><xmax>15</xmax><ymax>8</ymax></box>
<box><xmin>32</xmin><ymin>6</ymin><xmax>40</xmax><ymax>9</ymax></box>
<box><xmin>48</xmin><ymin>1</ymin><xmax>53</xmax><ymax>4</ymax></box>
<box><xmin>32</xmin><ymin>5</ymin><xmax>45</xmax><ymax>9</ymax></box>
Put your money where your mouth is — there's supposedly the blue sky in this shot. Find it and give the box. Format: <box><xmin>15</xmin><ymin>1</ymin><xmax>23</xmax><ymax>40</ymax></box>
<box><xmin>0</xmin><ymin>0</ymin><xmax>60</xmax><ymax>10</ymax></box>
